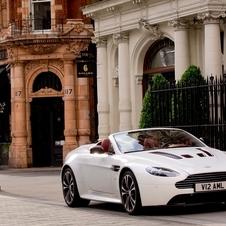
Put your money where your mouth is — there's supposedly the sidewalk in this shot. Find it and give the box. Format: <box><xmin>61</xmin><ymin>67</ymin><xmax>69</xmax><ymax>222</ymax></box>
<box><xmin>0</xmin><ymin>165</ymin><xmax>61</xmax><ymax>172</ymax></box>
<box><xmin>0</xmin><ymin>166</ymin><xmax>63</xmax><ymax>205</ymax></box>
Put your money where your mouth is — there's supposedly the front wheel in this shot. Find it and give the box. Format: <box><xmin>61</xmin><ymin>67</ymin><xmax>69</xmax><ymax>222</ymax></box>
<box><xmin>120</xmin><ymin>171</ymin><xmax>141</xmax><ymax>215</ymax></box>
<box><xmin>62</xmin><ymin>167</ymin><xmax>90</xmax><ymax>207</ymax></box>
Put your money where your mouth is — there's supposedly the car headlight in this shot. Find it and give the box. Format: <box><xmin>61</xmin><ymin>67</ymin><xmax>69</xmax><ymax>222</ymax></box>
<box><xmin>146</xmin><ymin>167</ymin><xmax>180</xmax><ymax>177</ymax></box>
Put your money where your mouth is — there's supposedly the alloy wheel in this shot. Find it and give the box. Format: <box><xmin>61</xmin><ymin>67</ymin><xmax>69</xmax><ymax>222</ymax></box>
<box><xmin>120</xmin><ymin>171</ymin><xmax>141</xmax><ymax>214</ymax></box>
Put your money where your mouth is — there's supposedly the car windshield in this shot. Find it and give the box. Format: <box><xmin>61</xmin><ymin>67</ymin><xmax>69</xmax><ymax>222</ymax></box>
<box><xmin>113</xmin><ymin>129</ymin><xmax>205</xmax><ymax>154</ymax></box>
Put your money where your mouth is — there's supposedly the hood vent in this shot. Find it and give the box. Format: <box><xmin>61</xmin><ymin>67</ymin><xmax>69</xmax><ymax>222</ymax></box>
<box><xmin>151</xmin><ymin>151</ymin><xmax>182</xmax><ymax>159</ymax></box>
<box><xmin>181</xmin><ymin>154</ymin><xmax>193</xmax><ymax>158</ymax></box>
<box><xmin>196</xmin><ymin>148</ymin><xmax>214</xmax><ymax>157</ymax></box>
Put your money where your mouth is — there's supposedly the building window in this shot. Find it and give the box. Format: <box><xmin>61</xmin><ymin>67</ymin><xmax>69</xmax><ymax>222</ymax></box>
<box><xmin>142</xmin><ymin>38</ymin><xmax>175</xmax><ymax>95</ymax></box>
<box><xmin>31</xmin><ymin>0</ymin><xmax>51</xmax><ymax>30</ymax></box>
<box><xmin>33</xmin><ymin>72</ymin><xmax>62</xmax><ymax>92</ymax></box>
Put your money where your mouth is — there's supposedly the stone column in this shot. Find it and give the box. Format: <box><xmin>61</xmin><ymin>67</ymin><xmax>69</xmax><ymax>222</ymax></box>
<box><xmin>198</xmin><ymin>12</ymin><xmax>225</xmax><ymax>78</ymax></box>
<box><xmin>10</xmin><ymin>61</ymin><xmax>28</xmax><ymax>168</ymax></box>
<box><xmin>168</xmin><ymin>19</ymin><xmax>191</xmax><ymax>80</ymax></box>
<box><xmin>113</xmin><ymin>32</ymin><xmax>132</xmax><ymax>131</ymax></box>
<box><xmin>63</xmin><ymin>59</ymin><xmax>78</xmax><ymax>159</ymax></box>
<box><xmin>194</xmin><ymin>20</ymin><xmax>203</xmax><ymax>69</ymax></box>
<box><xmin>223</xmin><ymin>20</ymin><xmax>226</xmax><ymax>73</ymax></box>
<box><xmin>9</xmin><ymin>63</ymin><xmax>15</xmax><ymax>166</ymax></box>
<box><xmin>92</xmin><ymin>37</ymin><xmax>110</xmax><ymax>139</ymax></box>
<box><xmin>76</xmin><ymin>74</ymin><xmax>91</xmax><ymax>146</ymax></box>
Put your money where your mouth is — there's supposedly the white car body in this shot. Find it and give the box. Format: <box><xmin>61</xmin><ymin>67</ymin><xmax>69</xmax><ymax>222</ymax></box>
<box><xmin>61</xmin><ymin>128</ymin><xmax>226</xmax><ymax>214</ymax></box>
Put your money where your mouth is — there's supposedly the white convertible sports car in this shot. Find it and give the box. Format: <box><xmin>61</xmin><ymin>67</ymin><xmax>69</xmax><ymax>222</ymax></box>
<box><xmin>61</xmin><ymin>128</ymin><xmax>226</xmax><ymax>215</ymax></box>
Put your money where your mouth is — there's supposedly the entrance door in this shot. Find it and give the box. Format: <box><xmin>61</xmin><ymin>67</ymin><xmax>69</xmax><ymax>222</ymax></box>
<box><xmin>31</xmin><ymin>97</ymin><xmax>64</xmax><ymax>167</ymax></box>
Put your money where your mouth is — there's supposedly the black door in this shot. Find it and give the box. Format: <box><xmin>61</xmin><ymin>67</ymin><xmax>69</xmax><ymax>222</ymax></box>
<box><xmin>31</xmin><ymin>97</ymin><xmax>64</xmax><ymax>167</ymax></box>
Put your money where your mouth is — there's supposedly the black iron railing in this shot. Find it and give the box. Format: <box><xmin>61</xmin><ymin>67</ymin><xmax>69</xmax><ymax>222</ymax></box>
<box><xmin>9</xmin><ymin>18</ymin><xmax>64</xmax><ymax>35</ymax></box>
<box><xmin>149</xmin><ymin>76</ymin><xmax>226</xmax><ymax>151</ymax></box>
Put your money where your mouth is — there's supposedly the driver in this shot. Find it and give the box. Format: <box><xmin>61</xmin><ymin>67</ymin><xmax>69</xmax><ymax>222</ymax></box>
<box><xmin>143</xmin><ymin>136</ymin><xmax>161</xmax><ymax>149</ymax></box>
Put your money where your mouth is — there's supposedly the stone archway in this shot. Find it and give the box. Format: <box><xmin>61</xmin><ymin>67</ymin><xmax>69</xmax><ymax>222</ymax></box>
<box><xmin>30</xmin><ymin>71</ymin><xmax>64</xmax><ymax>167</ymax></box>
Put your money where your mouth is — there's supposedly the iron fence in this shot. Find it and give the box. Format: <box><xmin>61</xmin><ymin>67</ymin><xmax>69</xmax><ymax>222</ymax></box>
<box><xmin>9</xmin><ymin>18</ymin><xmax>64</xmax><ymax>35</ymax></box>
<box><xmin>149</xmin><ymin>76</ymin><xmax>226</xmax><ymax>151</ymax></box>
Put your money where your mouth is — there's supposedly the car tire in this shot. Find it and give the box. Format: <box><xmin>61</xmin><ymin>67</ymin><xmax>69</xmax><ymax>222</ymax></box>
<box><xmin>62</xmin><ymin>167</ymin><xmax>90</xmax><ymax>207</ymax></box>
<box><xmin>120</xmin><ymin>171</ymin><xmax>142</xmax><ymax>215</ymax></box>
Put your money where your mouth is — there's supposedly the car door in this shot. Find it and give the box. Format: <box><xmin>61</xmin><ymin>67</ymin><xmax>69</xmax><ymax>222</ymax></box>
<box><xmin>81</xmin><ymin>153</ymin><xmax>114</xmax><ymax>194</ymax></box>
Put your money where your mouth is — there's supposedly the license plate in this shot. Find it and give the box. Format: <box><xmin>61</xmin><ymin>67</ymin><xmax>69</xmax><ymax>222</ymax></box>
<box><xmin>195</xmin><ymin>181</ymin><xmax>226</xmax><ymax>192</ymax></box>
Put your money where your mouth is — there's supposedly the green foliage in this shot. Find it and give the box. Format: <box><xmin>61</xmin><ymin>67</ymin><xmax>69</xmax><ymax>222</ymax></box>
<box><xmin>139</xmin><ymin>73</ymin><xmax>169</xmax><ymax>128</ymax></box>
<box><xmin>174</xmin><ymin>65</ymin><xmax>208</xmax><ymax>125</ymax></box>
<box><xmin>179</xmin><ymin>65</ymin><xmax>205</xmax><ymax>86</ymax></box>
<box><xmin>2</xmin><ymin>142</ymin><xmax>10</xmax><ymax>157</ymax></box>
<box><xmin>139</xmin><ymin>85</ymin><xmax>151</xmax><ymax>128</ymax></box>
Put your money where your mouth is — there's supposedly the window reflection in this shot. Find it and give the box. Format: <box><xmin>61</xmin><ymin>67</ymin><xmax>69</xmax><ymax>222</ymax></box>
<box><xmin>151</xmin><ymin>47</ymin><xmax>175</xmax><ymax>68</ymax></box>
<box><xmin>33</xmin><ymin>1</ymin><xmax>51</xmax><ymax>30</ymax></box>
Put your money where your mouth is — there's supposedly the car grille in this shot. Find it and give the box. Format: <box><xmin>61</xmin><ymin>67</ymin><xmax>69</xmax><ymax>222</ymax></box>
<box><xmin>175</xmin><ymin>172</ymin><xmax>226</xmax><ymax>189</ymax></box>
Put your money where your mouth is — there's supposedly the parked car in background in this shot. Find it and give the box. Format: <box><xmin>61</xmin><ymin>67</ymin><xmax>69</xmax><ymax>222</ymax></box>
<box><xmin>61</xmin><ymin>128</ymin><xmax>226</xmax><ymax>215</ymax></box>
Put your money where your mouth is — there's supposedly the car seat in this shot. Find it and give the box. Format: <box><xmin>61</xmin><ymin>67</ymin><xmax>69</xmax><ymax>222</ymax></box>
<box><xmin>101</xmin><ymin>138</ymin><xmax>110</xmax><ymax>152</ymax></box>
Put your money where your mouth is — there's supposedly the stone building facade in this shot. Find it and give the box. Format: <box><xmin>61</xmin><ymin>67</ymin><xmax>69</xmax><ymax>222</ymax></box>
<box><xmin>82</xmin><ymin>0</ymin><xmax>226</xmax><ymax>139</ymax></box>
<box><xmin>0</xmin><ymin>0</ymin><xmax>97</xmax><ymax>168</ymax></box>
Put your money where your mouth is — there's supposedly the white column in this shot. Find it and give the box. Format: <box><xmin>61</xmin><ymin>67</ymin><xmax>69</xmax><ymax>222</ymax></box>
<box><xmin>194</xmin><ymin>21</ymin><xmax>203</xmax><ymax>69</ymax></box>
<box><xmin>223</xmin><ymin>21</ymin><xmax>226</xmax><ymax>73</ymax></box>
<box><xmin>93</xmin><ymin>37</ymin><xmax>110</xmax><ymax>139</ymax></box>
<box><xmin>198</xmin><ymin>12</ymin><xmax>224</xmax><ymax>78</ymax></box>
<box><xmin>113</xmin><ymin>32</ymin><xmax>132</xmax><ymax>131</ymax></box>
<box><xmin>169</xmin><ymin>19</ymin><xmax>191</xmax><ymax>80</ymax></box>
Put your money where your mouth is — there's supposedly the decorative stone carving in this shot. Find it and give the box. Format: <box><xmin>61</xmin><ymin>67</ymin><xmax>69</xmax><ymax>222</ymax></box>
<box><xmin>112</xmin><ymin>66</ymin><xmax>119</xmax><ymax>87</ymax></box>
<box><xmin>30</xmin><ymin>87</ymin><xmax>64</xmax><ymax>98</ymax></box>
<box><xmin>135</xmin><ymin>74</ymin><xmax>143</xmax><ymax>85</ymax></box>
<box><xmin>59</xmin><ymin>23</ymin><xmax>93</xmax><ymax>37</ymax></box>
<box><xmin>107</xmin><ymin>6</ymin><xmax>118</xmax><ymax>12</ymax></box>
<box><xmin>6</xmin><ymin>45</ymin><xmax>15</xmax><ymax>59</ymax></box>
<box><xmin>20</xmin><ymin>43</ymin><xmax>61</xmax><ymax>55</ymax></box>
<box><xmin>112</xmin><ymin>32</ymin><xmax>129</xmax><ymax>45</ymax></box>
<box><xmin>25</xmin><ymin>60</ymin><xmax>64</xmax><ymax>77</ymax></box>
<box><xmin>168</xmin><ymin>19</ymin><xmax>192</xmax><ymax>29</ymax></box>
<box><xmin>197</xmin><ymin>11</ymin><xmax>226</xmax><ymax>23</ymax></box>
<box><xmin>92</xmin><ymin>37</ymin><xmax>107</xmax><ymax>47</ymax></box>
<box><xmin>132</xmin><ymin>0</ymin><xmax>146</xmax><ymax>4</ymax></box>
<box><xmin>138</xmin><ymin>18</ymin><xmax>163</xmax><ymax>40</ymax></box>
<box><xmin>65</xmin><ymin>40</ymin><xmax>90</xmax><ymax>56</ymax></box>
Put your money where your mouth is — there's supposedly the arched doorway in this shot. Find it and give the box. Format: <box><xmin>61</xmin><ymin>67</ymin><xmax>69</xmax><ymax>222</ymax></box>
<box><xmin>143</xmin><ymin>37</ymin><xmax>175</xmax><ymax>95</ymax></box>
<box><xmin>31</xmin><ymin>72</ymin><xmax>64</xmax><ymax>167</ymax></box>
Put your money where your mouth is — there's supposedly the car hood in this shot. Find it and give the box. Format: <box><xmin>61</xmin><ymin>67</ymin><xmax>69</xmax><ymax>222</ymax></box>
<box><xmin>126</xmin><ymin>147</ymin><xmax>226</xmax><ymax>174</ymax></box>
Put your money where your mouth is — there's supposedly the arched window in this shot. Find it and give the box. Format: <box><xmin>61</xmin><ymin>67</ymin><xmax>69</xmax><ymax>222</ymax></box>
<box><xmin>33</xmin><ymin>72</ymin><xmax>62</xmax><ymax>92</ymax></box>
<box><xmin>143</xmin><ymin>38</ymin><xmax>175</xmax><ymax>94</ymax></box>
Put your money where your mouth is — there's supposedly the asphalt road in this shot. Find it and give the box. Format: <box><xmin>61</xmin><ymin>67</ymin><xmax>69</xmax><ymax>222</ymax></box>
<box><xmin>0</xmin><ymin>167</ymin><xmax>226</xmax><ymax>226</ymax></box>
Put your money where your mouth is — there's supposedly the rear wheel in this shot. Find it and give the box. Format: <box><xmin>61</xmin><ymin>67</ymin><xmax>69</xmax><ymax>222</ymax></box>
<box><xmin>120</xmin><ymin>171</ymin><xmax>141</xmax><ymax>215</ymax></box>
<box><xmin>62</xmin><ymin>167</ymin><xmax>90</xmax><ymax>207</ymax></box>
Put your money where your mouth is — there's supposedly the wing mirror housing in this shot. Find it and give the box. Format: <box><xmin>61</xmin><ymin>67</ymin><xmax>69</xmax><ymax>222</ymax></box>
<box><xmin>90</xmin><ymin>145</ymin><xmax>105</xmax><ymax>154</ymax></box>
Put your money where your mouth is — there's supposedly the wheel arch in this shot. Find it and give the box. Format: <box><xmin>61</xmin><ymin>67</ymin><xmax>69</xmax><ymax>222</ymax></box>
<box><xmin>119</xmin><ymin>167</ymin><xmax>142</xmax><ymax>202</ymax></box>
<box><xmin>61</xmin><ymin>164</ymin><xmax>71</xmax><ymax>181</ymax></box>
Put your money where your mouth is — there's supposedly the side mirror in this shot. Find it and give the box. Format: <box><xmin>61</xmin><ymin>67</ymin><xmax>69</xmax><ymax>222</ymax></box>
<box><xmin>90</xmin><ymin>145</ymin><xmax>105</xmax><ymax>154</ymax></box>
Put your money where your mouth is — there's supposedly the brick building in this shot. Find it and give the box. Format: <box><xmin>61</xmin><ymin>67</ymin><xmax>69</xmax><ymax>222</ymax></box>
<box><xmin>0</xmin><ymin>0</ymin><xmax>98</xmax><ymax>168</ymax></box>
